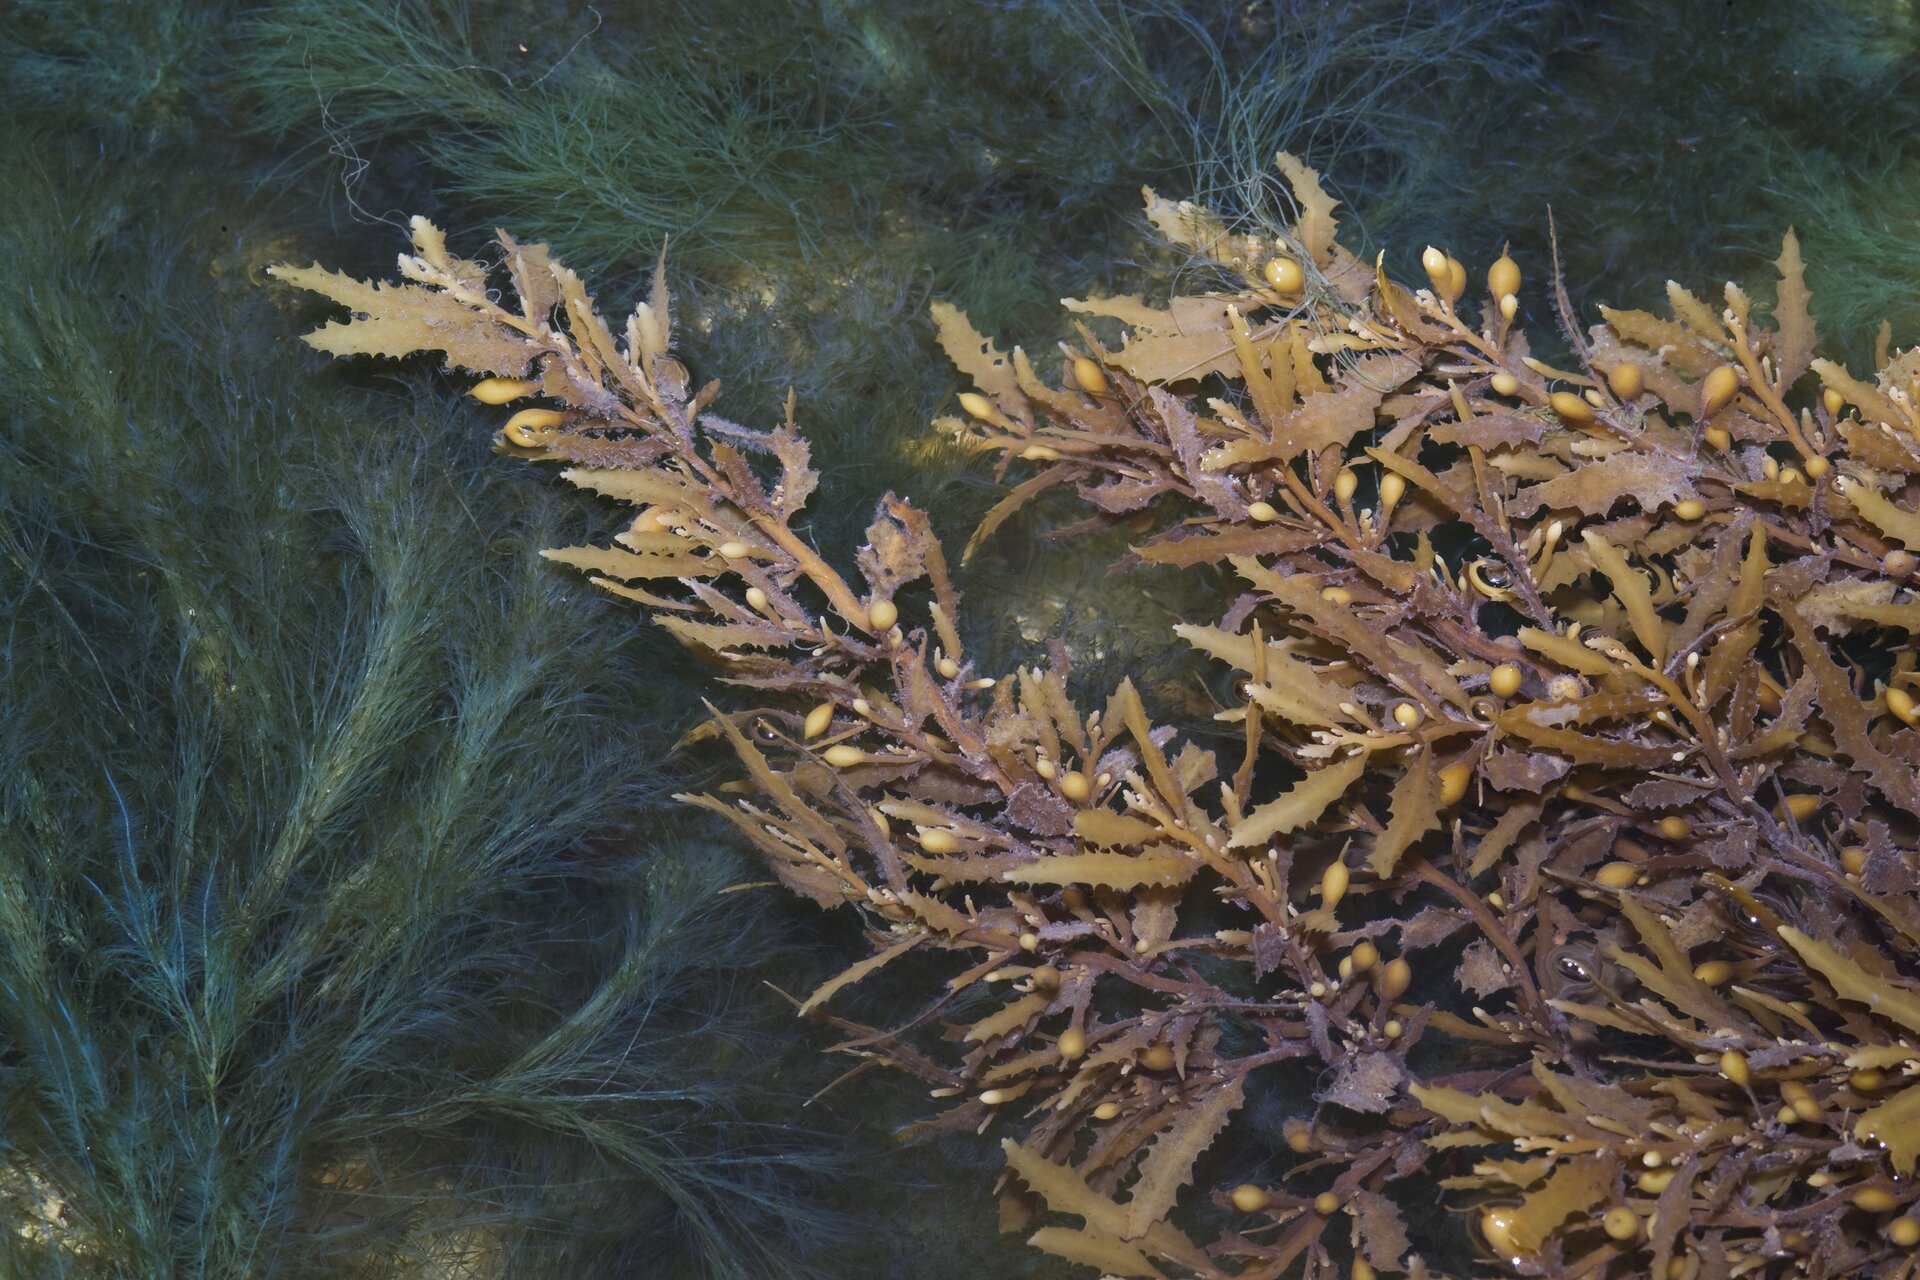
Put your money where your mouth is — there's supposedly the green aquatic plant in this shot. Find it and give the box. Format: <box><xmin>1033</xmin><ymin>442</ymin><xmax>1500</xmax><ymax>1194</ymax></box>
<box><xmin>0</xmin><ymin>0</ymin><xmax>225</xmax><ymax>139</ymax></box>
<box><xmin>1389</xmin><ymin>0</ymin><xmax>1920</xmax><ymax>350</ymax></box>
<box><xmin>37</xmin><ymin>0</ymin><xmax>1920</xmax><ymax>365</ymax></box>
<box><xmin>239</xmin><ymin>0</ymin><xmax>845</xmax><ymax>281</ymax></box>
<box><xmin>280</xmin><ymin>156</ymin><xmax>1920</xmax><ymax>1277</ymax></box>
<box><xmin>0</xmin><ymin>151</ymin><xmax>841</xmax><ymax>1279</ymax></box>
<box><xmin>1067</xmin><ymin>0</ymin><xmax>1551</xmax><ymax>231</ymax></box>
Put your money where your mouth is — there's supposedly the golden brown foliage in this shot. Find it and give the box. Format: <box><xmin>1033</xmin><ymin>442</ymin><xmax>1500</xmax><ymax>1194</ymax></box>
<box><xmin>273</xmin><ymin>157</ymin><xmax>1920</xmax><ymax>1278</ymax></box>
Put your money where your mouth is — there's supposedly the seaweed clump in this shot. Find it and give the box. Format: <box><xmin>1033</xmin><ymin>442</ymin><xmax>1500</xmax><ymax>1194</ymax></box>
<box><xmin>277</xmin><ymin>159</ymin><xmax>1920</xmax><ymax>1279</ymax></box>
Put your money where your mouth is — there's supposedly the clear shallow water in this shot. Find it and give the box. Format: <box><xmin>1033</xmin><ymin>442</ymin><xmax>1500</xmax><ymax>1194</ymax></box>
<box><xmin>4</xmin><ymin>2</ymin><xmax>1919</xmax><ymax>1275</ymax></box>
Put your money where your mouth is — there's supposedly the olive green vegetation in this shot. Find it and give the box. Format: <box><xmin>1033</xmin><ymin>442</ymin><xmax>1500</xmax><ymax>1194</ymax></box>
<box><xmin>0</xmin><ymin>144</ymin><xmax>871</xmax><ymax>1276</ymax></box>
<box><xmin>9</xmin><ymin>0</ymin><xmax>1920</xmax><ymax>1275</ymax></box>
<box><xmin>1442</xmin><ymin>0</ymin><xmax>1920</xmax><ymax>362</ymax></box>
<box><xmin>1</xmin><ymin>1</ymin><xmax>218</xmax><ymax>140</ymax></box>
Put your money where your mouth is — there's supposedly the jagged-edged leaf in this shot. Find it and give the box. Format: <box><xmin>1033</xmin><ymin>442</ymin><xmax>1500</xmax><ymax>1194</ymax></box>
<box><xmin>1004</xmin><ymin>851</ymin><xmax>1192</xmax><ymax>889</ymax></box>
<box><xmin>1843</xmin><ymin>599</ymin><xmax>1920</xmax><ymax>630</ymax></box>
<box><xmin>1602</xmin><ymin>305</ymin><xmax>1714</xmax><ymax>374</ymax></box>
<box><xmin>1142</xmin><ymin>188</ymin><xmax>1253</xmax><ymax>267</ymax></box>
<box><xmin>1412</xmin><ymin>1084</ymin><xmax>1613</xmax><ymax>1144</ymax></box>
<box><xmin>1482</xmin><ymin>745</ymin><xmax>1570</xmax><ymax>792</ymax></box>
<box><xmin>1666</xmin><ymin>279</ymin><xmax>1724</xmax><ymax>341</ymax></box>
<box><xmin>1814</xmin><ymin>358</ymin><xmax>1905</xmax><ymax>431</ymax></box>
<box><xmin>1835</xmin><ymin>474</ymin><xmax>1920</xmax><ymax>548</ymax></box>
<box><xmin>1027</xmin><ymin>1228</ymin><xmax>1164</xmax><ymax>1279</ymax></box>
<box><xmin>1610</xmin><ymin>897</ymin><xmax>1742</xmax><ymax>1030</ymax></box>
<box><xmin>584</xmin><ymin>576</ymin><xmax>682</xmax><ymax>609</ymax></box>
<box><xmin>1176</xmin><ymin>624</ymin><xmax>1349</xmax><ymax>729</ymax></box>
<box><xmin>1581</xmin><ymin>529</ymin><xmax>1665</xmax><ymax>665</ymax></box>
<box><xmin>1374</xmin><ymin>252</ymin><xmax>1449</xmax><ymax>342</ymax></box>
<box><xmin>560</xmin><ymin>466</ymin><xmax>709</xmax><ymax>514</ymax></box>
<box><xmin>1130</xmin><ymin>887</ymin><xmax>1179</xmax><ymax>953</ymax></box>
<box><xmin>1273</xmin><ymin>369</ymin><xmax>1401</xmax><ymax>459</ymax></box>
<box><xmin>675</xmin><ymin>793</ymin><xmax>846</xmax><ymax>908</ymax></box>
<box><xmin>1229</xmin><ymin>753</ymin><xmax>1369</xmax><ymax>848</ymax></box>
<box><xmin>271</xmin><ymin>263</ymin><xmax>538</xmax><ymax>375</ymax></box>
<box><xmin>1243</xmin><ymin>679</ymin><xmax>1353</xmax><ymax>732</ymax></box>
<box><xmin>1232</xmin><ymin>555</ymin><xmax>1467</xmax><ymax>709</ymax></box>
<box><xmin>499</xmin><ymin>230</ymin><xmax>562</xmax><ymax>327</ymax></box>
<box><xmin>1125</xmin><ymin>1078</ymin><xmax>1245</xmax><ymax>1239</ymax></box>
<box><xmin>1112</xmin><ymin>327</ymin><xmax>1249</xmax><ymax>384</ymax></box>
<box><xmin>1062</xmin><ymin>294</ymin><xmax>1171</xmax><ymax>329</ymax></box>
<box><xmin>1274</xmin><ymin>151</ymin><xmax>1339</xmax><ymax>266</ymax></box>
<box><xmin>1779</xmin><ymin>927</ymin><xmax>1920</xmax><ymax>1037</ymax></box>
<box><xmin>657</xmin><ymin>615</ymin><xmax>792</xmax><ymax>654</ymax></box>
<box><xmin>1771</xmin><ymin>230</ymin><xmax>1816</xmax><ymax>389</ymax></box>
<box><xmin>1431</xmin><ymin>410</ymin><xmax>1545</xmax><ymax>450</ymax></box>
<box><xmin>798</xmin><ymin>935</ymin><xmax>922</xmax><ymax>1015</ymax></box>
<box><xmin>1793</xmin><ymin>578</ymin><xmax>1914</xmax><ymax>632</ymax></box>
<box><xmin>1322</xmin><ymin>1051</ymin><xmax>1404</xmax><ymax>1114</ymax></box>
<box><xmin>1845</xmin><ymin>1045</ymin><xmax>1920</xmax><ymax>1071</ymax></box>
<box><xmin>1785</xmin><ymin>607</ymin><xmax>1920</xmax><ymax>811</ymax></box>
<box><xmin>1736</xmin><ymin>475</ymin><xmax>1813</xmax><ymax>509</ymax></box>
<box><xmin>1003</xmin><ymin>1139</ymin><xmax>1128</xmax><ymax>1228</ymax></box>
<box><xmin>1108</xmin><ymin>678</ymin><xmax>1184</xmax><ymax>811</ymax></box>
<box><xmin>1491</xmin><ymin>706</ymin><xmax>1678</xmax><ymax>769</ymax></box>
<box><xmin>1075</xmin><ymin>809</ymin><xmax>1166</xmax><ymax>848</ymax></box>
<box><xmin>1855</xmin><ymin>1085</ymin><xmax>1920</xmax><ymax>1176</ymax></box>
<box><xmin>1368</xmin><ymin>753</ymin><xmax>1438</xmax><ymax>877</ymax></box>
<box><xmin>613</xmin><ymin>527</ymin><xmax>706</xmax><ymax>556</ymax></box>
<box><xmin>540</xmin><ymin>545</ymin><xmax>716</xmax><ymax>579</ymax></box>
<box><xmin>1512</xmin><ymin>452</ymin><xmax>1699</xmax><ymax>517</ymax></box>
<box><xmin>767</xmin><ymin>422</ymin><xmax>818</xmax><ymax>518</ymax></box>
<box><xmin>553</xmin><ymin>261</ymin><xmax>627</xmax><ymax>383</ymax></box>
<box><xmin>1410</xmin><ymin>1083</ymin><xmax>1493</xmax><ymax>1130</ymax></box>
<box><xmin>858</xmin><ymin>504</ymin><xmax>935</xmax><ymax>594</ymax></box>
<box><xmin>402</xmin><ymin>215</ymin><xmax>488</xmax><ymax>290</ymax></box>
<box><xmin>1508</xmin><ymin>1155</ymin><xmax>1614</xmax><ymax>1252</ymax></box>
<box><xmin>1350</xmin><ymin>1190</ymin><xmax>1413</xmax><ymax>1274</ymax></box>
<box><xmin>1469</xmin><ymin>795</ymin><xmax>1544</xmax><ymax>877</ymax></box>
<box><xmin>966</xmin><ymin>992</ymin><xmax>1052</xmax><ymax>1043</ymax></box>
<box><xmin>701</xmin><ymin>707</ymin><xmax>843</xmax><ymax>852</ymax></box>
<box><xmin>1001</xmin><ymin>1140</ymin><xmax>1213</xmax><ymax>1275</ymax></box>
<box><xmin>963</xmin><ymin>469</ymin><xmax>1069</xmax><ymax>562</ymax></box>
<box><xmin>1517</xmin><ymin>625</ymin><xmax>1622</xmax><ymax>678</ymax></box>
<box><xmin>1152</xmin><ymin>386</ymin><xmax>1244</xmax><ymax>516</ymax></box>
<box><xmin>1839</xmin><ymin>416</ymin><xmax>1920</xmax><ymax>472</ymax></box>
<box><xmin>898</xmin><ymin>890</ymin><xmax>980</xmax><ymax>939</ymax></box>
<box><xmin>932</xmin><ymin>301</ymin><xmax>1023</xmax><ymax>407</ymax></box>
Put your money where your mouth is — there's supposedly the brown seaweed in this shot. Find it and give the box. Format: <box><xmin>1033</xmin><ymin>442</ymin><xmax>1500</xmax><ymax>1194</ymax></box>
<box><xmin>271</xmin><ymin>156</ymin><xmax>1920</xmax><ymax>1277</ymax></box>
